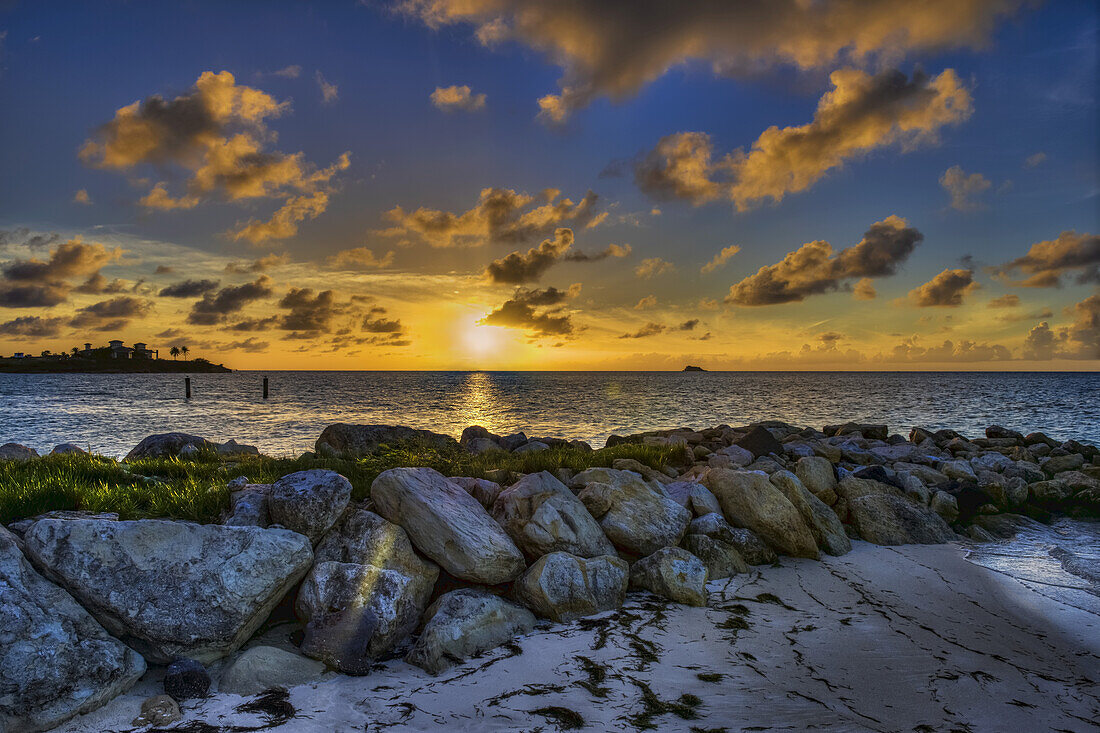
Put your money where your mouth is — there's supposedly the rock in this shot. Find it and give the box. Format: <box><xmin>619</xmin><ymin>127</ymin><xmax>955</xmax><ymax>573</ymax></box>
<box><xmin>315</xmin><ymin>423</ymin><xmax>457</xmax><ymax>458</ymax></box>
<box><xmin>465</xmin><ymin>437</ymin><xmax>504</xmax><ymax>454</ymax></box>
<box><xmin>664</xmin><ymin>481</ymin><xmax>722</xmax><ymax>517</ymax></box>
<box><xmin>1029</xmin><ymin>479</ymin><xmax>1074</xmax><ymax>504</ymax></box>
<box><xmin>314</xmin><ymin>507</ymin><xmax>436</xmax><ymax>577</ymax></box>
<box><xmin>163</xmin><ymin>658</ymin><xmax>210</xmax><ymax>701</ymax></box>
<box><xmin>21</xmin><ymin>519</ymin><xmax>313</xmax><ymax>664</ymax></box>
<box><xmin>296</xmin><ymin>560</ymin><xmax>438</xmax><ymax>663</ymax></box>
<box><xmin>513</xmin><ymin>552</ymin><xmax>629</xmax><ymax>622</ymax></box>
<box><xmin>268</xmin><ymin>470</ymin><xmax>353</xmax><ymax>543</ymax></box>
<box><xmin>513</xmin><ymin>440</ymin><xmax>550</xmax><ymax>454</ymax></box>
<box><xmin>131</xmin><ymin>695</ymin><xmax>181</xmax><ymax>727</ymax></box>
<box><xmin>972</xmin><ymin>452</ymin><xmax>1014</xmax><ymax>473</ymax></box>
<box><xmin>986</xmin><ymin>425</ymin><xmax>1024</xmax><ymax>441</ymax></box>
<box><xmin>460</xmin><ymin>425</ymin><xmax>500</xmax><ymax>447</ymax></box>
<box><xmin>930</xmin><ymin>491</ymin><xmax>960</xmax><ymax>524</ymax></box>
<box><xmin>769</xmin><ymin>470</ymin><xmax>850</xmax><ymax>556</ymax></box>
<box><xmin>702</xmin><ymin>469</ymin><xmax>819</xmax><ymax>559</ymax></box>
<box><xmin>893</xmin><ymin>462</ymin><xmax>949</xmax><ymax>486</ymax></box>
<box><xmin>299</xmin><ymin>609</ymin><xmax>379</xmax><ymax>675</ymax></box>
<box><xmin>710</xmin><ymin>444</ymin><xmax>754</xmax><ymax>467</ymax></box>
<box><xmin>49</xmin><ymin>443</ymin><xmax>86</xmax><ymax>455</ymax></box>
<box><xmin>1024</xmin><ymin>432</ymin><xmax>1058</xmax><ymax>448</ymax></box>
<box><xmin>224</xmin><ymin>483</ymin><xmax>271</xmax><ymax>527</ymax></box>
<box><xmin>733</xmin><ymin>426</ymin><xmax>782</xmax><ymax>458</ymax></box>
<box><xmin>405</xmin><ymin>590</ymin><xmax>536</xmax><ymax>675</ymax></box>
<box><xmin>123</xmin><ymin>432</ymin><xmax>213</xmax><ymax>461</ymax></box>
<box><xmin>0</xmin><ymin>442</ymin><xmax>39</xmax><ymax>461</ymax></box>
<box><xmin>371</xmin><ymin>467</ymin><xmax>525</xmax><ymax>584</ymax></box>
<box><xmin>794</xmin><ymin>457</ymin><xmax>838</xmax><ymax>505</ymax></box>
<box><xmin>491</xmin><ymin>471</ymin><xmax>614</xmax><ymax>560</ymax></box>
<box><xmin>940</xmin><ymin>460</ymin><xmax>978</xmax><ymax>482</ymax></box>
<box><xmin>450</xmin><ymin>476</ymin><xmax>504</xmax><ymax>509</ymax></box>
<box><xmin>179</xmin><ymin>443</ymin><xmax>200</xmax><ymax>458</ymax></box>
<box><xmin>682</xmin><ymin>534</ymin><xmax>748</xmax><ymax>579</ymax></box>
<box><xmin>823</xmin><ymin>422</ymin><xmax>889</xmax><ymax>440</ymax></box>
<box><xmin>216</xmin><ymin>439</ymin><xmax>259</xmax><ymax>456</ymax></box>
<box><xmin>498</xmin><ymin>433</ymin><xmax>529</xmax><ymax>451</ymax></box>
<box><xmin>630</xmin><ymin>547</ymin><xmax>708</xmax><ymax>606</ymax></box>
<box><xmin>220</xmin><ymin>645</ymin><xmax>326</xmax><ymax>696</ymax></box>
<box><xmin>1041</xmin><ymin>453</ymin><xmax>1085</xmax><ymax>476</ymax></box>
<box><xmin>895</xmin><ymin>472</ymin><xmax>932</xmax><ymax>506</ymax></box>
<box><xmin>985</xmin><ymin>475</ymin><xmax>1028</xmax><ymax>507</ymax></box>
<box><xmin>0</xmin><ymin>527</ymin><xmax>145</xmax><ymax>733</ymax></box>
<box><xmin>688</xmin><ymin>513</ymin><xmax>777</xmax><ymax>565</ymax></box>
<box><xmin>574</xmin><ymin>470</ymin><xmax>690</xmax><ymax>557</ymax></box>
<box><xmin>847</xmin><ymin>493</ymin><xmax>955</xmax><ymax>545</ymax></box>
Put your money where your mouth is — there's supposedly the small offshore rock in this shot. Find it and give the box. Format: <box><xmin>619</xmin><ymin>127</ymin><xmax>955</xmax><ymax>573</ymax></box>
<box><xmin>406</xmin><ymin>589</ymin><xmax>536</xmax><ymax>674</ymax></box>
<box><xmin>220</xmin><ymin>646</ymin><xmax>326</xmax><ymax>696</ymax></box>
<box><xmin>163</xmin><ymin>658</ymin><xmax>210</xmax><ymax>701</ymax></box>
<box><xmin>630</xmin><ymin>547</ymin><xmax>708</xmax><ymax>606</ymax></box>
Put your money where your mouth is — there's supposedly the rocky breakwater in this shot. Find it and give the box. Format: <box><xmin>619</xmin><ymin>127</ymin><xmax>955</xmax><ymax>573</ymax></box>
<box><xmin>1</xmin><ymin>419</ymin><xmax>1097</xmax><ymax>731</ymax></box>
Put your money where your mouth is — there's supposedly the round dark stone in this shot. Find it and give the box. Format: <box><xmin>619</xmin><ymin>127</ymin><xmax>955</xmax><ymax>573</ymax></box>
<box><xmin>164</xmin><ymin>657</ymin><xmax>210</xmax><ymax>701</ymax></box>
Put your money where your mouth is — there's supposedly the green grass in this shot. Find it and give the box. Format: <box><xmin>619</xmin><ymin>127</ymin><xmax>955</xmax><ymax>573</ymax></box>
<box><xmin>0</xmin><ymin>441</ymin><xmax>689</xmax><ymax>525</ymax></box>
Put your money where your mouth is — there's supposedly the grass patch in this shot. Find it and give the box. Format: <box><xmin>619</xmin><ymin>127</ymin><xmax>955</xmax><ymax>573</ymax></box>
<box><xmin>0</xmin><ymin>441</ymin><xmax>686</xmax><ymax>525</ymax></box>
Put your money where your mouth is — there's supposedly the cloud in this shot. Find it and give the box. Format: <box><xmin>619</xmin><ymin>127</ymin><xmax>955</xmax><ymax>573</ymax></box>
<box><xmin>678</xmin><ymin>319</ymin><xmax>699</xmax><ymax>331</ymax></box>
<box><xmin>940</xmin><ymin>165</ymin><xmax>991</xmax><ymax>211</ymax></box>
<box><xmin>154</xmin><ymin>265</ymin><xmax>175</xmax><ymax>274</ymax></box>
<box><xmin>1024</xmin><ymin>152</ymin><xmax>1047</xmax><ymax>168</ymax></box>
<box><xmin>635</xmin><ymin>257</ymin><xmax>674</xmax><ymax>279</ymax></box>
<box><xmin>726</xmin><ymin>215</ymin><xmax>921</xmax><ymax>305</ymax></box>
<box><xmin>907</xmin><ymin>268</ymin><xmax>978</xmax><ymax>306</ymax></box>
<box><xmin>327</xmin><ymin>247</ymin><xmax>395</xmax><ymax>269</ymax></box>
<box><xmin>1022</xmin><ymin>295</ymin><xmax>1100</xmax><ymax>360</ymax></box>
<box><xmin>73</xmin><ymin>189</ymin><xmax>92</xmax><ymax>205</ymax></box>
<box><xmin>992</xmin><ymin>230</ymin><xmax>1099</xmax><ymax>287</ymax></box>
<box><xmin>0</xmin><ymin>316</ymin><xmax>67</xmax><ymax>337</ymax></box>
<box><xmin>224</xmin><ymin>253</ymin><xmax>291</xmax><ymax>273</ymax></box>
<box><xmin>80</xmin><ymin>70</ymin><xmax>350</xmax><ymax>242</ymax></box>
<box><xmin>888</xmin><ymin>336</ymin><xmax>1012</xmax><ymax>362</ymax></box>
<box><xmin>223</xmin><ymin>337</ymin><xmax>270</xmax><ymax>352</ymax></box>
<box><xmin>0</xmin><ymin>237</ymin><xmax>124</xmax><ymax>308</ymax></box>
<box><xmin>158</xmin><ymin>279</ymin><xmax>220</xmax><ymax>298</ymax></box>
<box><xmin>380</xmin><ymin>187</ymin><xmax>602</xmax><ymax>248</ymax></box>
<box><xmin>430</xmin><ymin>84</ymin><xmax>487</xmax><ymax>112</ymax></box>
<box><xmin>0</xmin><ymin>229</ymin><xmax>61</xmax><ymax>252</ymax></box>
<box><xmin>987</xmin><ymin>294</ymin><xmax>1020</xmax><ymax>308</ymax></box>
<box><xmin>818</xmin><ymin>331</ymin><xmax>845</xmax><ymax>343</ymax></box>
<box><xmin>277</xmin><ymin>288</ymin><xmax>349</xmax><ymax>333</ymax></box>
<box><xmin>634</xmin><ymin>295</ymin><xmax>657</xmax><ymax>310</ymax></box>
<box><xmin>480</xmin><ymin>284</ymin><xmax>580</xmax><ymax>338</ymax></box>
<box><xmin>484</xmin><ymin>228</ymin><xmax>629</xmax><ymax>284</ymax></box>
<box><xmin>700</xmin><ymin>244</ymin><xmax>740</xmax><ymax>274</ymax></box>
<box><xmin>73</xmin><ymin>273</ymin><xmax>129</xmax><ymax>294</ymax></box>
<box><xmin>395</xmin><ymin>0</ymin><xmax>1020</xmax><ymax>121</ymax></box>
<box><xmin>852</xmin><ymin>277</ymin><xmax>877</xmax><ymax>300</ymax></box>
<box><xmin>316</xmin><ymin>71</ymin><xmax>339</xmax><ymax>103</ymax></box>
<box><xmin>272</xmin><ymin>65</ymin><xmax>302</xmax><ymax>79</ymax></box>
<box><xmin>620</xmin><ymin>322</ymin><xmax>665</xmax><ymax>339</ymax></box>
<box><xmin>635</xmin><ymin>68</ymin><xmax>971</xmax><ymax>210</ymax></box>
<box><xmin>187</xmin><ymin>276</ymin><xmax>273</xmax><ymax>325</ymax></box>
<box><xmin>69</xmin><ymin>296</ymin><xmax>152</xmax><ymax>331</ymax></box>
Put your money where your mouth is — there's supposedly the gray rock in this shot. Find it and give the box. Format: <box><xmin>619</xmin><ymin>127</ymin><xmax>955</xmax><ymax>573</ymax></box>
<box><xmin>465</xmin><ymin>437</ymin><xmax>504</xmax><ymax>454</ymax></box>
<box><xmin>630</xmin><ymin>547</ymin><xmax>708</xmax><ymax>606</ymax></box>
<box><xmin>220</xmin><ymin>645</ymin><xmax>326</xmax><ymax>696</ymax></box>
<box><xmin>611</xmin><ymin>458</ymin><xmax>672</xmax><ymax>484</ymax></box>
<box><xmin>895</xmin><ymin>472</ymin><xmax>932</xmax><ymax>506</ymax></box>
<box><xmin>847</xmin><ymin>493</ymin><xmax>955</xmax><ymax>545</ymax></box>
<box><xmin>575</xmin><ymin>469</ymin><xmax>690</xmax><ymax>557</ymax></box>
<box><xmin>734</xmin><ymin>426</ymin><xmax>783</xmax><ymax>458</ymax></box>
<box><xmin>0</xmin><ymin>442</ymin><xmax>39</xmax><ymax>461</ymax></box>
<box><xmin>0</xmin><ymin>527</ymin><xmax>145</xmax><ymax>733</ymax></box>
<box><xmin>49</xmin><ymin>443</ymin><xmax>86</xmax><ymax>456</ymax></box>
<box><xmin>940</xmin><ymin>460</ymin><xmax>977</xmax><ymax>482</ymax></box>
<box><xmin>449</xmin><ymin>476</ymin><xmax>504</xmax><ymax>509</ymax></box>
<box><xmin>1042</xmin><ymin>453</ymin><xmax>1085</xmax><ymax>476</ymax></box>
<box><xmin>794</xmin><ymin>456</ymin><xmax>838</xmax><ymax>505</ymax></box>
<box><xmin>216</xmin><ymin>439</ymin><xmax>260</xmax><ymax>456</ymax></box>
<box><xmin>892</xmin><ymin>462</ymin><xmax>949</xmax><ymax>485</ymax></box>
<box><xmin>131</xmin><ymin>695</ymin><xmax>181</xmax><ymax>727</ymax></box>
<box><xmin>709</xmin><ymin>444</ymin><xmax>754</xmax><ymax>468</ymax></box>
<box><xmin>268</xmin><ymin>470</ymin><xmax>353</xmax><ymax>543</ymax></box>
<box><xmin>770</xmin><ymin>470</ymin><xmax>850</xmax><ymax>556</ymax></box>
<box><xmin>682</xmin><ymin>534</ymin><xmax>748</xmax><ymax>579</ymax></box>
<box><xmin>163</xmin><ymin>658</ymin><xmax>209</xmax><ymax>701</ymax></box>
<box><xmin>664</xmin><ymin>481</ymin><xmax>723</xmax><ymax>517</ymax></box>
<box><xmin>513</xmin><ymin>552</ymin><xmax>629</xmax><ymax>622</ymax></box>
<box><xmin>513</xmin><ymin>440</ymin><xmax>549</xmax><ymax>454</ymax></box>
<box><xmin>315</xmin><ymin>423</ymin><xmax>457</xmax><ymax>458</ymax></box>
<box><xmin>405</xmin><ymin>589</ymin><xmax>536</xmax><ymax>674</ymax></box>
<box><xmin>930</xmin><ymin>491</ymin><xmax>960</xmax><ymax>524</ymax></box>
<box><xmin>21</xmin><ymin>519</ymin><xmax>313</xmax><ymax>664</ymax></box>
<box><xmin>491</xmin><ymin>471</ymin><xmax>614</xmax><ymax>560</ymax></box>
<box><xmin>702</xmin><ymin>469</ymin><xmax>819</xmax><ymax>559</ymax></box>
<box><xmin>224</xmin><ymin>483</ymin><xmax>271</xmax><ymax>527</ymax></box>
<box><xmin>371</xmin><ymin>467</ymin><xmax>526</xmax><ymax>584</ymax></box>
<box><xmin>460</xmin><ymin>425</ymin><xmax>500</xmax><ymax>447</ymax></box>
<box><xmin>314</xmin><ymin>507</ymin><xmax>436</xmax><ymax>577</ymax></box>
<box><xmin>971</xmin><ymin>452</ymin><xmax>1014</xmax><ymax>473</ymax></box>
<box><xmin>1029</xmin><ymin>479</ymin><xmax>1074</xmax><ymax>504</ymax></box>
<box><xmin>688</xmin><ymin>513</ymin><xmax>777</xmax><ymax>565</ymax></box>
<box><xmin>123</xmin><ymin>432</ymin><xmax>213</xmax><ymax>461</ymax></box>
<box><xmin>498</xmin><ymin>433</ymin><xmax>529</xmax><ymax>451</ymax></box>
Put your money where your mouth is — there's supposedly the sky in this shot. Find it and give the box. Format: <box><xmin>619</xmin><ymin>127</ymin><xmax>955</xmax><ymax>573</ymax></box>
<box><xmin>0</xmin><ymin>0</ymin><xmax>1097</xmax><ymax>370</ymax></box>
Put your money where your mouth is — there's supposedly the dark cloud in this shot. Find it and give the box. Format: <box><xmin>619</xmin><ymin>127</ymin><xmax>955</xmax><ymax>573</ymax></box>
<box><xmin>620</xmin><ymin>322</ymin><xmax>665</xmax><ymax>339</ymax></box>
<box><xmin>907</xmin><ymin>268</ymin><xmax>978</xmax><ymax>307</ymax></box>
<box><xmin>0</xmin><ymin>316</ymin><xmax>67</xmax><ymax>337</ymax></box>
<box><xmin>69</xmin><ymin>296</ymin><xmax>152</xmax><ymax>331</ymax></box>
<box><xmin>225</xmin><ymin>253</ymin><xmax>291</xmax><ymax>274</ymax></box>
<box><xmin>987</xmin><ymin>294</ymin><xmax>1020</xmax><ymax>308</ymax></box>
<box><xmin>726</xmin><ymin>216</ymin><xmax>922</xmax><ymax>305</ymax></box>
<box><xmin>480</xmin><ymin>285</ymin><xmax>580</xmax><ymax>338</ymax></box>
<box><xmin>74</xmin><ymin>273</ymin><xmax>130</xmax><ymax>294</ymax></box>
<box><xmin>0</xmin><ymin>228</ymin><xmax>61</xmax><ymax>252</ymax></box>
<box><xmin>678</xmin><ymin>319</ymin><xmax>699</xmax><ymax>331</ymax></box>
<box><xmin>993</xmin><ymin>231</ymin><xmax>1099</xmax><ymax>287</ymax></box>
<box><xmin>154</xmin><ymin>265</ymin><xmax>175</xmax><ymax>274</ymax></box>
<box><xmin>228</xmin><ymin>316</ymin><xmax>280</xmax><ymax>331</ymax></box>
<box><xmin>0</xmin><ymin>238</ymin><xmax>124</xmax><ymax>308</ymax></box>
<box><xmin>159</xmin><ymin>279</ymin><xmax>220</xmax><ymax>298</ymax></box>
<box><xmin>0</xmin><ymin>282</ymin><xmax>70</xmax><ymax>308</ymax></box>
<box><xmin>277</xmin><ymin>288</ymin><xmax>347</xmax><ymax>333</ymax></box>
<box><xmin>818</xmin><ymin>331</ymin><xmax>845</xmax><ymax>343</ymax></box>
<box><xmin>223</xmin><ymin>337</ymin><xmax>270</xmax><ymax>352</ymax></box>
<box><xmin>187</xmin><ymin>276</ymin><xmax>273</xmax><ymax>325</ymax></box>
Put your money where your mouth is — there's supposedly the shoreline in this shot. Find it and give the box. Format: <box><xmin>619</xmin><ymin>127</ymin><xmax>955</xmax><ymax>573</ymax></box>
<box><xmin>54</xmin><ymin>538</ymin><xmax>1100</xmax><ymax>732</ymax></box>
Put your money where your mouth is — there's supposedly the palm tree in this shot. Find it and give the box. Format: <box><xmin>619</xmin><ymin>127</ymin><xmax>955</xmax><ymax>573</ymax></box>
<box><xmin>180</xmin><ymin>345</ymin><xmax>190</xmax><ymax>359</ymax></box>
<box><xmin>71</xmin><ymin>347</ymin><xmax>79</xmax><ymax>356</ymax></box>
<box><xmin>170</xmin><ymin>346</ymin><xmax>180</xmax><ymax>360</ymax></box>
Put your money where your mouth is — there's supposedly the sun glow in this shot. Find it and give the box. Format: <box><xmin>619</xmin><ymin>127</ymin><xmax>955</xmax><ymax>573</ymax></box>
<box><xmin>461</xmin><ymin>320</ymin><xmax>504</xmax><ymax>357</ymax></box>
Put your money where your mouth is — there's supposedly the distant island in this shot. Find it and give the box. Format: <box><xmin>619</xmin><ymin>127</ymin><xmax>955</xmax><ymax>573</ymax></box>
<box><xmin>682</xmin><ymin>365</ymin><xmax>707</xmax><ymax>372</ymax></box>
<box><xmin>1</xmin><ymin>339</ymin><xmax>231</xmax><ymax>373</ymax></box>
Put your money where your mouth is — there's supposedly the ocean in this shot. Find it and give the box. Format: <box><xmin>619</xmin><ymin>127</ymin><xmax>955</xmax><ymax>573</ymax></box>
<box><xmin>1</xmin><ymin>370</ymin><xmax>1097</xmax><ymax>458</ymax></box>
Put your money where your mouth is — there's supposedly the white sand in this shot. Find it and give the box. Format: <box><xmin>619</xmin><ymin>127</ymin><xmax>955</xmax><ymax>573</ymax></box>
<box><xmin>58</xmin><ymin>540</ymin><xmax>1100</xmax><ymax>732</ymax></box>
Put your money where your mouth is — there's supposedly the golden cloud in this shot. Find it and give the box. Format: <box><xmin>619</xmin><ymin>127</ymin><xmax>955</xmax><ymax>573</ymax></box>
<box><xmin>907</xmin><ymin>268</ymin><xmax>979</xmax><ymax>306</ymax></box>
<box><xmin>430</xmin><ymin>84</ymin><xmax>487</xmax><ymax>112</ymax></box>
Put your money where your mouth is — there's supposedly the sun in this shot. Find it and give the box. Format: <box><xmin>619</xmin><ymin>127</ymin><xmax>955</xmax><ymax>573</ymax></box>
<box><xmin>461</xmin><ymin>320</ymin><xmax>502</xmax><ymax>357</ymax></box>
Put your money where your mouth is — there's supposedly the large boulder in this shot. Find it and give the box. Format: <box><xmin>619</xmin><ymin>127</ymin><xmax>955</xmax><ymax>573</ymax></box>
<box><xmin>315</xmin><ymin>424</ymin><xmax>457</xmax><ymax>458</ymax></box>
<box><xmin>0</xmin><ymin>527</ymin><xmax>146</xmax><ymax>733</ymax></box>
<box><xmin>513</xmin><ymin>552</ymin><xmax>629</xmax><ymax>622</ymax></box>
<box><xmin>21</xmin><ymin>519</ymin><xmax>313</xmax><ymax>664</ymax></box>
<box><xmin>664</xmin><ymin>481</ymin><xmax>722</xmax><ymax>517</ymax></box>
<box><xmin>220</xmin><ymin>645</ymin><xmax>326</xmax><ymax>696</ymax></box>
<box><xmin>123</xmin><ymin>432</ymin><xmax>214</xmax><ymax>461</ymax></box>
<box><xmin>794</xmin><ymin>457</ymin><xmax>838</xmax><ymax>505</ymax></box>
<box><xmin>491</xmin><ymin>471</ymin><xmax>614</xmax><ymax>560</ymax></box>
<box><xmin>630</xmin><ymin>547</ymin><xmax>708</xmax><ymax>606</ymax></box>
<box><xmin>449</xmin><ymin>476</ymin><xmax>504</xmax><ymax>509</ymax></box>
<box><xmin>682</xmin><ymin>534</ymin><xmax>748</xmax><ymax>579</ymax></box>
<box><xmin>688</xmin><ymin>512</ymin><xmax>776</xmax><ymax>565</ymax></box>
<box><xmin>314</xmin><ymin>506</ymin><xmax>438</xmax><ymax>577</ymax></box>
<box><xmin>574</xmin><ymin>469</ymin><xmax>690</xmax><ymax>557</ymax></box>
<box><xmin>295</xmin><ymin>558</ymin><xmax>438</xmax><ymax>666</ymax></box>
<box><xmin>702</xmin><ymin>469</ymin><xmax>819</xmax><ymax>559</ymax></box>
<box><xmin>268</xmin><ymin>470</ymin><xmax>353</xmax><ymax>543</ymax></box>
<box><xmin>847</xmin><ymin>493</ymin><xmax>955</xmax><ymax>545</ymax></box>
<box><xmin>405</xmin><ymin>589</ymin><xmax>536</xmax><ymax>674</ymax></box>
<box><xmin>371</xmin><ymin>468</ymin><xmax>525</xmax><ymax>584</ymax></box>
<box><xmin>224</xmin><ymin>482</ymin><xmax>271</xmax><ymax>527</ymax></box>
<box><xmin>769</xmin><ymin>471</ymin><xmax>850</xmax><ymax>556</ymax></box>
<box><xmin>733</xmin><ymin>426</ymin><xmax>783</xmax><ymax>458</ymax></box>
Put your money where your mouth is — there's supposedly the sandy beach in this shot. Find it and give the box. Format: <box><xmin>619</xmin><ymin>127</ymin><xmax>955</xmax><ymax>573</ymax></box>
<box><xmin>57</xmin><ymin>538</ymin><xmax>1100</xmax><ymax>733</ymax></box>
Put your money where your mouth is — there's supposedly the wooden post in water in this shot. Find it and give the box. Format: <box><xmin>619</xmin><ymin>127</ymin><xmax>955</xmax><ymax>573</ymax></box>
<box><xmin>263</xmin><ymin>376</ymin><xmax>269</xmax><ymax>399</ymax></box>
<box><xmin>185</xmin><ymin>377</ymin><xmax>191</xmax><ymax>399</ymax></box>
